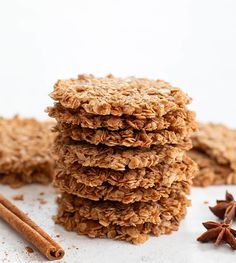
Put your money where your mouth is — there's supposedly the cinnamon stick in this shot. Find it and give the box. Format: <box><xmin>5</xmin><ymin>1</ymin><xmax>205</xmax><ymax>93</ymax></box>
<box><xmin>0</xmin><ymin>194</ymin><xmax>64</xmax><ymax>260</ymax></box>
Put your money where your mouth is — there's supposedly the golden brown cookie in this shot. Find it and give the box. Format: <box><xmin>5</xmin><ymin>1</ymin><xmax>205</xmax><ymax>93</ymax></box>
<box><xmin>54</xmin><ymin>171</ymin><xmax>191</xmax><ymax>204</ymax></box>
<box><xmin>190</xmin><ymin>123</ymin><xmax>236</xmax><ymax>186</ymax></box>
<box><xmin>190</xmin><ymin>150</ymin><xmax>236</xmax><ymax>187</ymax></box>
<box><xmin>50</xmin><ymin>74</ymin><xmax>191</xmax><ymax>118</ymax></box>
<box><xmin>54</xmin><ymin>135</ymin><xmax>191</xmax><ymax>171</ymax></box>
<box><xmin>55</xmin><ymin>120</ymin><xmax>195</xmax><ymax>148</ymax></box>
<box><xmin>192</xmin><ymin>123</ymin><xmax>236</xmax><ymax>169</ymax></box>
<box><xmin>59</xmin><ymin>155</ymin><xmax>196</xmax><ymax>189</ymax></box>
<box><xmin>57</xmin><ymin>191</ymin><xmax>188</xmax><ymax>227</ymax></box>
<box><xmin>0</xmin><ymin>116</ymin><xmax>55</xmax><ymax>188</ymax></box>
<box><xmin>47</xmin><ymin>103</ymin><xmax>196</xmax><ymax>131</ymax></box>
<box><xmin>56</xmin><ymin>192</ymin><xmax>188</xmax><ymax>244</ymax></box>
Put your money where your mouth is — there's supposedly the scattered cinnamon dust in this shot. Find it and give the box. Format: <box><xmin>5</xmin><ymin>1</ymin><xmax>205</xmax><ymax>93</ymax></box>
<box><xmin>37</xmin><ymin>198</ymin><xmax>47</xmax><ymax>205</ymax></box>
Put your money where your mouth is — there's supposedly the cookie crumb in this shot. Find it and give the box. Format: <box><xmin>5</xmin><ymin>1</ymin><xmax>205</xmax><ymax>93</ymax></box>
<box><xmin>25</xmin><ymin>246</ymin><xmax>34</xmax><ymax>253</ymax></box>
<box><xmin>203</xmin><ymin>201</ymin><xmax>209</xmax><ymax>204</ymax></box>
<box><xmin>37</xmin><ymin>198</ymin><xmax>47</xmax><ymax>205</ymax></box>
<box><xmin>12</xmin><ymin>194</ymin><xmax>24</xmax><ymax>201</ymax></box>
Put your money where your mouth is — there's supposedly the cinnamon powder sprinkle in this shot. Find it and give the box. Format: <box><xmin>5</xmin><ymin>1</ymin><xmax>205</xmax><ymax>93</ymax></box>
<box><xmin>12</xmin><ymin>194</ymin><xmax>24</xmax><ymax>201</ymax></box>
<box><xmin>25</xmin><ymin>246</ymin><xmax>34</xmax><ymax>254</ymax></box>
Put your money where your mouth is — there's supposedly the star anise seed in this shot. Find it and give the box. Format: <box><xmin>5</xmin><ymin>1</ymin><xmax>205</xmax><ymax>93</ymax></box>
<box><xmin>209</xmin><ymin>191</ymin><xmax>236</xmax><ymax>223</ymax></box>
<box><xmin>197</xmin><ymin>221</ymin><xmax>236</xmax><ymax>250</ymax></box>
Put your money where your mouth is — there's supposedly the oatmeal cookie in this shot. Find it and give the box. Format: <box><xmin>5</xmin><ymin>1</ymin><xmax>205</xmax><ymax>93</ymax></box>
<box><xmin>50</xmin><ymin>74</ymin><xmax>191</xmax><ymax>118</ymax></box>
<box><xmin>190</xmin><ymin>150</ymin><xmax>236</xmax><ymax>187</ymax></box>
<box><xmin>190</xmin><ymin>123</ymin><xmax>236</xmax><ymax>186</ymax></box>
<box><xmin>47</xmin><ymin>103</ymin><xmax>196</xmax><ymax>132</ymax></box>
<box><xmin>54</xmin><ymin>172</ymin><xmax>191</xmax><ymax>204</ymax></box>
<box><xmin>59</xmin><ymin>155</ymin><xmax>196</xmax><ymax>189</ymax></box>
<box><xmin>56</xmin><ymin>192</ymin><xmax>188</xmax><ymax>244</ymax></box>
<box><xmin>0</xmin><ymin>116</ymin><xmax>55</xmax><ymax>188</ymax></box>
<box><xmin>55</xmin><ymin>121</ymin><xmax>195</xmax><ymax>148</ymax></box>
<box><xmin>54</xmin><ymin>136</ymin><xmax>192</xmax><ymax>171</ymax></box>
<box><xmin>192</xmin><ymin>123</ymin><xmax>236</xmax><ymax>170</ymax></box>
<box><xmin>57</xmin><ymin>191</ymin><xmax>188</xmax><ymax>226</ymax></box>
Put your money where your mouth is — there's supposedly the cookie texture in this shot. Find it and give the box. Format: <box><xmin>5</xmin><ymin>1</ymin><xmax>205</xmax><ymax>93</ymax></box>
<box><xmin>190</xmin><ymin>150</ymin><xmax>235</xmax><ymax>186</ymax></box>
<box><xmin>55</xmin><ymin>121</ymin><xmax>195</xmax><ymax>147</ymax></box>
<box><xmin>54</xmin><ymin>172</ymin><xmax>191</xmax><ymax>204</ymax></box>
<box><xmin>56</xmin><ymin>191</ymin><xmax>189</xmax><ymax>244</ymax></box>
<box><xmin>0</xmin><ymin>116</ymin><xmax>55</xmax><ymax>188</ymax></box>
<box><xmin>55</xmin><ymin>136</ymin><xmax>191</xmax><ymax>171</ymax></box>
<box><xmin>58</xmin><ymin>155</ymin><xmax>196</xmax><ymax>189</ymax></box>
<box><xmin>192</xmin><ymin>123</ymin><xmax>236</xmax><ymax>169</ymax></box>
<box><xmin>48</xmin><ymin>74</ymin><xmax>196</xmax><ymax>243</ymax></box>
<box><xmin>191</xmin><ymin>123</ymin><xmax>236</xmax><ymax>186</ymax></box>
<box><xmin>47</xmin><ymin>103</ymin><xmax>196</xmax><ymax>131</ymax></box>
<box><xmin>57</xmin><ymin>191</ymin><xmax>188</xmax><ymax>227</ymax></box>
<box><xmin>50</xmin><ymin>74</ymin><xmax>191</xmax><ymax>117</ymax></box>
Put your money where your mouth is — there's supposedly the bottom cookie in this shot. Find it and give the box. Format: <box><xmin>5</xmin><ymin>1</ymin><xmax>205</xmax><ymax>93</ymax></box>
<box><xmin>55</xmin><ymin>192</ymin><xmax>188</xmax><ymax>244</ymax></box>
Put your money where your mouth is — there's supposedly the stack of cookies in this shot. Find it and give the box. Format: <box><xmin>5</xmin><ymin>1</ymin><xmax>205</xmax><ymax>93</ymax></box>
<box><xmin>190</xmin><ymin>123</ymin><xmax>236</xmax><ymax>187</ymax></box>
<box><xmin>47</xmin><ymin>74</ymin><xmax>197</xmax><ymax>244</ymax></box>
<box><xmin>0</xmin><ymin>116</ymin><xmax>55</xmax><ymax>188</ymax></box>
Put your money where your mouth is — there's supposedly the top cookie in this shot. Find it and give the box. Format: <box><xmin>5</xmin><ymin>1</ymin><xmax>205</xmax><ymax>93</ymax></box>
<box><xmin>50</xmin><ymin>74</ymin><xmax>191</xmax><ymax>118</ymax></box>
<box><xmin>192</xmin><ymin>123</ymin><xmax>236</xmax><ymax>170</ymax></box>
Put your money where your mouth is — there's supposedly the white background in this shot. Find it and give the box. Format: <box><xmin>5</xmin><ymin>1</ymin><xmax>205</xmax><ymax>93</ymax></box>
<box><xmin>0</xmin><ymin>1</ymin><xmax>236</xmax><ymax>263</ymax></box>
<box><xmin>0</xmin><ymin>0</ymin><xmax>236</xmax><ymax>127</ymax></box>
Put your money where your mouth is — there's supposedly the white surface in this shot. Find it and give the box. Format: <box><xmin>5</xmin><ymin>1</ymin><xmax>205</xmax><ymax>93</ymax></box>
<box><xmin>1</xmin><ymin>1</ymin><xmax>236</xmax><ymax>262</ymax></box>
<box><xmin>0</xmin><ymin>0</ymin><xmax>236</xmax><ymax>127</ymax></box>
<box><xmin>1</xmin><ymin>185</ymin><xmax>236</xmax><ymax>263</ymax></box>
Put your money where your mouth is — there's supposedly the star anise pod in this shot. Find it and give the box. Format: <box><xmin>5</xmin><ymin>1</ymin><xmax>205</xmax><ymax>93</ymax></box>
<box><xmin>209</xmin><ymin>191</ymin><xmax>236</xmax><ymax>223</ymax></box>
<box><xmin>197</xmin><ymin>221</ymin><xmax>236</xmax><ymax>249</ymax></box>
